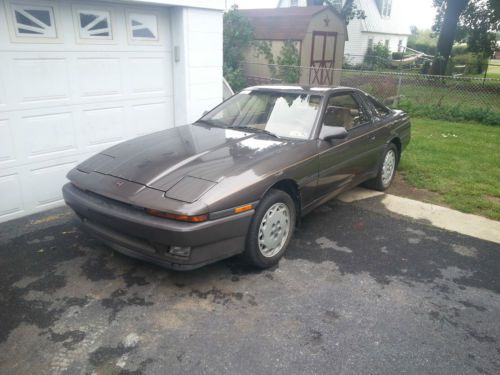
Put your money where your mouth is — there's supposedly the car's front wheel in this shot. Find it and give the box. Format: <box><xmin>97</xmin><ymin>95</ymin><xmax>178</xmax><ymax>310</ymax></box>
<box><xmin>244</xmin><ymin>189</ymin><xmax>296</xmax><ymax>268</ymax></box>
<box><xmin>365</xmin><ymin>143</ymin><xmax>398</xmax><ymax>191</ymax></box>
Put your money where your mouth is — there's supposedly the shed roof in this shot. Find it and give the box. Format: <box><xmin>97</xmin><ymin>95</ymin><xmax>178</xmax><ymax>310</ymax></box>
<box><xmin>239</xmin><ymin>6</ymin><xmax>344</xmax><ymax>41</ymax></box>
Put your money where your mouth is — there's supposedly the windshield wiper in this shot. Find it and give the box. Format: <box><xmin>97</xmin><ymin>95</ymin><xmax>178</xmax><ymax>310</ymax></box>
<box><xmin>235</xmin><ymin>126</ymin><xmax>280</xmax><ymax>139</ymax></box>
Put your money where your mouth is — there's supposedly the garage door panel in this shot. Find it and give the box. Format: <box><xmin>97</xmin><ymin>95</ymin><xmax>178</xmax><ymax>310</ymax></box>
<box><xmin>14</xmin><ymin>58</ymin><xmax>70</xmax><ymax>102</ymax></box>
<box><xmin>0</xmin><ymin>173</ymin><xmax>23</xmax><ymax>219</ymax></box>
<box><xmin>129</xmin><ymin>57</ymin><xmax>171</xmax><ymax>94</ymax></box>
<box><xmin>131</xmin><ymin>100</ymin><xmax>173</xmax><ymax>136</ymax></box>
<box><xmin>83</xmin><ymin>106</ymin><xmax>125</xmax><ymax>146</ymax></box>
<box><xmin>77</xmin><ymin>58</ymin><xmax>123</xmax><ymax>97</ymax></box>
<box><xmin>22</xmin><ymin>112</ymin><xmax>76</xmax><ymax>157</ymax></box>
<box><xmin>0</xmin><ymin>119</ymin><xmax>15</xmax><ymax>163</ymax></box>
<box><xmin>30</xmin><ymin>161</ymin><xmax>77</xmax><ymax>208</ymax></box>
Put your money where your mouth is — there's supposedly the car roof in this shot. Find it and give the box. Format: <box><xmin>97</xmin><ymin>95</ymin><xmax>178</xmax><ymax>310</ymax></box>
<box><xmin>244</xmin><ymin>85</ymin><xmax>362</xmax><ymax>96</ymax></box>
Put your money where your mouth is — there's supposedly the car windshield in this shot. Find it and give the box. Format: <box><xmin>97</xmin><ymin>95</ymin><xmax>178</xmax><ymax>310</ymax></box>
<box><xmin>199</xmin><ymin>91</ymin><xmax>322</xmax><ymax>139</ymax></box>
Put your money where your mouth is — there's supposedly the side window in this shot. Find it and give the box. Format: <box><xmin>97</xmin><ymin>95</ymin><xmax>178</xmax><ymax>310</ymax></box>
<box><xmin>323</xmin><ymin>93</ymin><xmax>368</xmax><ymax>130</ymax></box>
<box><xmin>366</xmin><ymin>96</ymin><xmax>392</xmax><ymax>118</ymax></box>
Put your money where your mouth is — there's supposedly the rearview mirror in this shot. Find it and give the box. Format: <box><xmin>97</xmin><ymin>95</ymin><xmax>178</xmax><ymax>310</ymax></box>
<box><xmin>320</xmin><ymin>126</ymin><xmax>348</xmax><ymax>142</ymax></box>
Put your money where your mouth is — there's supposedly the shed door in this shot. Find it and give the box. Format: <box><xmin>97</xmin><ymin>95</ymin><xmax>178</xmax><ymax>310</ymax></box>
<box><xmin>309</xmin><ymin>31</ymin><xmax>337</xmax><ymax>85</ymax></box>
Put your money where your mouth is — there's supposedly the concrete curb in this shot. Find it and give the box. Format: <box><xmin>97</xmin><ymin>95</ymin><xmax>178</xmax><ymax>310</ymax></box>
<box><xmin>337</xmin><ymin>188</ymin><xmax>500</xmax><ymax>245</ymax></box>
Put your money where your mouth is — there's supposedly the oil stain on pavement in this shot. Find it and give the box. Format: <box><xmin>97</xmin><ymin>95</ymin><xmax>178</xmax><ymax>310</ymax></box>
<box><xmin>0</xmin><ymin>202</ymin><xmax>499</xmax><ymax>374</ymax></box>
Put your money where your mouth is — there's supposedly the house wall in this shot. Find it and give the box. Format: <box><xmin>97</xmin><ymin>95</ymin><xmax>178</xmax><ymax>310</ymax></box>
<box><xmin>171</xmin><ymin>6</ymin><xmax>223</xmax><ymax>124</ymax></box>
<box><xmin>344</xmin><ymin>18</ymin><xmax>408</xmax><ymax>65</ymax></box>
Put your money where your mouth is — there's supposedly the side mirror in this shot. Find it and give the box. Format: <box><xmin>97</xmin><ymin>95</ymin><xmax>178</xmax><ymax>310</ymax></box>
<box><xmin>320</xmin><ymin>126</ymin><xmax>348</xmax><ymax>142</ymax></box>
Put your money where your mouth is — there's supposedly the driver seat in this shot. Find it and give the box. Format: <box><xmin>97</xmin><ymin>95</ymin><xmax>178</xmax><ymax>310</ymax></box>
<box><xmin>324</xmin><ymin>106</ymin><xmax>354</xmax><ymax>130</ymax></box>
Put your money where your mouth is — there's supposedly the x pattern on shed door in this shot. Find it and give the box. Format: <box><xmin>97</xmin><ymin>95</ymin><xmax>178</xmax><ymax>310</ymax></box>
<box><xmin>309</xmin><ymin>31</ymin><xmax>337</xmax><ymax>86</ymax></box>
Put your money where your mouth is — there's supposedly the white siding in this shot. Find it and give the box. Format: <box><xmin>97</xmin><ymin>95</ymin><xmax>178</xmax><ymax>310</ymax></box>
<box><xmin>171</xmin><ymin>7</ymin><xmax>223</xmax><ymax>125</ymax></box>
<box><xmin>345</xmin><ymin>16</ymin><xmax>408</xmax><ymax>64</ymax></box>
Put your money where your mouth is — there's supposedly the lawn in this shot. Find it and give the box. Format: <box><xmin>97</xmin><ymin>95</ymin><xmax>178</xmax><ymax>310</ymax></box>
<box><xmin>341</xmin><ymin>70</ymin><xmax>500</xmax><ymax>115</ymax></box>
<box><xmin>398</xmin><ymin>118</ymin><xmax>500</xmax><ymax>220</ymax></box>
<box><xmin>485</xmin><ymin>62</ymin><xmax>500</xmax><ymax>79</ymax></box>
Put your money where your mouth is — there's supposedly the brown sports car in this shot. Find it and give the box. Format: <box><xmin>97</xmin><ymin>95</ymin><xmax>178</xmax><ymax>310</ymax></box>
<box><xmin>63</xmin><ymin>86</ymin><xmax>411</xmax><ymax>270</ymax></box>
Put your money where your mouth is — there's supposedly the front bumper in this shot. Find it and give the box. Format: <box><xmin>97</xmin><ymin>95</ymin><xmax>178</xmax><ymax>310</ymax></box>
<box><xmin>62</xmin><ymin>183</ymin><xmax>254</xmax><ymax>270</ymax></box>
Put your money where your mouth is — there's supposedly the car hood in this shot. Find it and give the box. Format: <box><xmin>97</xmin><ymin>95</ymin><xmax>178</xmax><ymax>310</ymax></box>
<box><xmin>76</xmin><ymin>124</ymin><xmax>298</xmax><ymax>201</ymax></box>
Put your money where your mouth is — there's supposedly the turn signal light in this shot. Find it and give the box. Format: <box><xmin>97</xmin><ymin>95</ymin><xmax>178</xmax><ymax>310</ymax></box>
<box><xmin>234</xmin><ymin>204</ymin><xmax>253</xmax><ymax>214</ymax></box>
<box><xmin>146</xmin><ymin>209</ymin><xmax>208</xmax><ymax>223</ymax></box>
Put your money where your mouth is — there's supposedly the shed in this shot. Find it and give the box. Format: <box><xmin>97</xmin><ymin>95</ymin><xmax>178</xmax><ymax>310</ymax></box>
<box><xmin>240</xmin><ymin>6</ymin><xmax>347</xmax><ymax>86</ymax></box>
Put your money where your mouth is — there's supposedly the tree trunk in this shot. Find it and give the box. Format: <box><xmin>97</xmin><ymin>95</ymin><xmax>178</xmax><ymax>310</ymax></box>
<box><xmin>431</xmin><ymin>0</ymin><xmax>469</xmax><ymax>75</ymax></box>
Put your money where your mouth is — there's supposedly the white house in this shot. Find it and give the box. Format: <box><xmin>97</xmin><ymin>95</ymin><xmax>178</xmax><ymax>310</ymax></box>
<box><xmin>0</xmin><ymin>0</ymin><xmax>224</xmax><ymax>223</ymax></box>
<box><xmin>278</xmin><ymin>0</ymin><xmax>411</xmax><ymax>64</ymax></box>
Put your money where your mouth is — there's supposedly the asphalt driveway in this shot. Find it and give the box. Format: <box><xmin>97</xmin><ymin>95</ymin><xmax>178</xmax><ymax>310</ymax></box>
<box><xmin>0</xmin><ymin>197</ymin><xmax>499</xmax><ymax>374</ymax></box>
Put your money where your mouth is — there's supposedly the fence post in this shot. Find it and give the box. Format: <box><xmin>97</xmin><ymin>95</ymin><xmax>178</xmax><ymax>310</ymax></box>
<box><xmin>483</xmin><ymin>64</ymin><xmax>488</xmax><ymax>86</ymax></box>
<box><xmin>396</xmin><ymin>72</ymin><xmax>402</xmax><ymax>105</ymax></box>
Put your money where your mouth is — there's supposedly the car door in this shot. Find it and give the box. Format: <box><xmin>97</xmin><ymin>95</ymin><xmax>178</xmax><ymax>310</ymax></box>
<box><xmin>316</xmin><ymin>91</ymin><xmax>377</xmax><ymax>198</ymax></box>
<box><xmin>361</xmin><ymin>93</ymin><xmax>396</xmax><ymax>167</ymax></box>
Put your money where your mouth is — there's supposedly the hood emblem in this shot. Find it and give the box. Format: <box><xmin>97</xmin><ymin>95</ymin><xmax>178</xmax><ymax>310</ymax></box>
<box><xmin>115</xmin><ymin>180</ymin><xmax>125</xmax><ymax>187</ymax></box>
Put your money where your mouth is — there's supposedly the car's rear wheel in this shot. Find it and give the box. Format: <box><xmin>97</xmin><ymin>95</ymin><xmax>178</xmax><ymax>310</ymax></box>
<box><xmin>244</xmin><ymin>189</ymin><xmax>296</xmax><ymax>268</ymax></box>
<box><xmin>365</xmin><ymin>143</ymin><xmax>398</xmax><ymax>191</ymax></box>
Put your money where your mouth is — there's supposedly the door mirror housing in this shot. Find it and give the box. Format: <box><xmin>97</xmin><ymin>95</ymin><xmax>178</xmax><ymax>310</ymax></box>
<box><xmin>320</xmin><ymin>126</ymin><xmax>348</xmax><ymax>142</ymax></box>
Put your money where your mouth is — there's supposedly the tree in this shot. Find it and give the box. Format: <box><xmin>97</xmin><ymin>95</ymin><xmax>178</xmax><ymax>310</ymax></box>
<box><xmin>459</xmin><ymin>0</ymin><xmax>499</xmax><ymax>57</ymax></box>
<box><xmin>431</xmin><ymin>0</ymin><xmax>499</xmax><ymax>75</ymax></box>
<box><xmin>431</xmin><ymin>0</ymin><xmax>470</xmax><ymax>75</ymax></box>
<box><xmin>223</xmin><ymin>6</ymin><xmax>254</xmax><ymax>91</ymax></box>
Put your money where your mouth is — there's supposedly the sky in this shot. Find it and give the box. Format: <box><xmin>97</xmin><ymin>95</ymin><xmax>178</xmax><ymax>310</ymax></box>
<box><xmin>228</xmin><ymin>0</ymin><xmax>436</xmax><ymax>30</ymax></box>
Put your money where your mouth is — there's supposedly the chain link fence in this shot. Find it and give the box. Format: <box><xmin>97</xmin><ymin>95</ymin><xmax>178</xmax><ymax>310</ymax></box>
<box><xmin>242</xmin><ymin>62</ymin><xmax>500</xmax><ymax>114</ymax></box>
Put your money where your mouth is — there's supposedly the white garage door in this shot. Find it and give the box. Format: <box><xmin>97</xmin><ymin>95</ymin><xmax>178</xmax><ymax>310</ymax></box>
<box><xmin>0</xmin><ymin>0</ymin><xmax>175</xmax><ymax>223</ymax></box>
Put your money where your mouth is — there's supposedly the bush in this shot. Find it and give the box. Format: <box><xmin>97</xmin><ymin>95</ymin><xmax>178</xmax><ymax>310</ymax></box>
<box><xmin>412</xmin><ymin>42</ymin><xmax>437</xmax><ymax>56</ymax></box>
<box><xmin>449</xmin><ymin>52</ymin><xmax>489</xmax><ymax>74</ymax></box>
<box><xmin>364</xmin><ymin>43</ymin><xmax>391</xmax><ymax>70</ymax></box>
<box><xmin>392</xmin><ymin>52</ymin><xmax>404</xmax><ymax>60</ymax></box>
<box><xmin>223</xmin><ymin>7</ymin><xmax>254</xmax><ymax>92</ymax></box>
<box><xmin>398</xmin><ymin>98</ymin><xmax>500</xmax><ymax>126</ymax></box>
<box><xmin>407</xmin><ymin>29</ymin><xmax>437</xmax><ymax>55</ymax></box>
<box><xmin>276</xmin><ymin>41</ymin><xmax>301</xmax><ymax>83</ymax></box>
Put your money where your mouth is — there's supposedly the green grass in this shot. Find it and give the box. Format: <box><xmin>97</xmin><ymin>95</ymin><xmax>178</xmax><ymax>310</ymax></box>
<box><xmin>485</xmin><ymin>63</ymin><xmax>500</xmax><ymax>79</ymax></box>
<box><xmin>399</xmin><ymin>118</ymin><xmax>500</xmax><ymax>220</ymax></box>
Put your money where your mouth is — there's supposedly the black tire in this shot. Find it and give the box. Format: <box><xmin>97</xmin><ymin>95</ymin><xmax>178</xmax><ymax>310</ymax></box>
<box><xmin>364</xmin><ymin>143</ymin><xmax>399</xmax><ymax>191</ymax></box>
<box><xmin>243</xmin><ymin>189</ymin><xmax>296</xmax><ymax>268</ymax></box>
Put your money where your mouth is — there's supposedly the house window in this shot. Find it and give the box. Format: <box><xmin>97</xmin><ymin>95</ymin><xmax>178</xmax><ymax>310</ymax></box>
<box><xmin>290</xmin><ymin>0</ymin><xmax>299</xmax><ymax>7</ymax></box>
<box><xmin>385</xmin><ymin>39</ymin><xmax>390</xmax><ymax>49</ymax></box>
<box><xmin>367</xmin><ymin>38</ymin><xmax>374</xmax><ymax>50</ymax></box>
<box><xmin>128</xmin><ymin>13</ymin><xmax>158</xmax><ymax>41</ymax></box>
<box><xmin>398</xmin><ymin>39</ymin><xmax>403</xmax><ymax>52</ymax></box>
<box><xmin>382</xmin><ymin>0</ymin><xmax>392</xmax><ymax>17</ymax></box>
<box><xmin>76</xmin><ymin>9</ymin><xmax>112</xmax><ymax>39</ymax></box>
<box><xmin>330</xmin><ymin>0</ymin><xmax>342</xmax><ymax>11</ymax></box>
<box><xmin>11</xmin><ymin>3</ymin><xmax>57</xmax><ymax>38</ymax></box>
